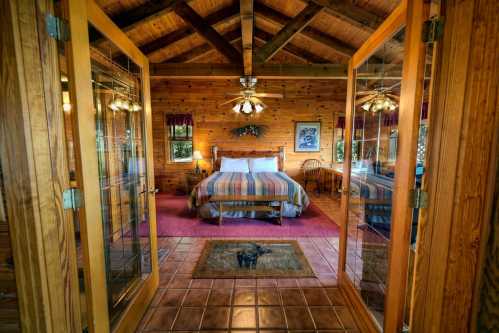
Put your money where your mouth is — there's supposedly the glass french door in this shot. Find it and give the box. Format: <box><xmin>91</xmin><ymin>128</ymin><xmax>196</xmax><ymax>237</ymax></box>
<box><xmin>60</xmin><ymin>0</ymin><xmax>159</xmax><ymax>332</ymax></box>
<box><xmin>338</xmin><ymin>0</ymin><xmax>437</xmax><ymax>331</ymax></box>
<box><xmin>90</xmin><ymin>30</ymin><xmax>152</xmax><ymax>324</ymax></box>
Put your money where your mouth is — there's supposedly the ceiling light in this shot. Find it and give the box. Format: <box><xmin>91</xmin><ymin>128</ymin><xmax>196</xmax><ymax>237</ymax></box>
<box><xmin>232</xmin><ymin>98</ymin><xmax>266</xmax><ymax>115</ymax></box>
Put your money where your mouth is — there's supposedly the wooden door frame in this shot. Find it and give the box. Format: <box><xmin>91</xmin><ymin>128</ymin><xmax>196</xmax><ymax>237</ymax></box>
<box><xmin>65</xmin><ymin>0</ymin><xmax>159</xmax><ymax>332</ymax></box>
<box><xmin>338</xmin><ymin>0</ymin><xmax>431</xmax><ymax>331</ymax></box>
<box><xmin>0</xmin><ymin>0</ymin><xmax>82</xmax><ymax>331</ymax></box>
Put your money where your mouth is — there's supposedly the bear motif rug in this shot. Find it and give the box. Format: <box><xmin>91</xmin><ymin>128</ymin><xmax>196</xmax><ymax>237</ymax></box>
<box><xmin>192</xmin><ymin>240</ymin><xmax>315</xmax><ymax>278</ymax></box>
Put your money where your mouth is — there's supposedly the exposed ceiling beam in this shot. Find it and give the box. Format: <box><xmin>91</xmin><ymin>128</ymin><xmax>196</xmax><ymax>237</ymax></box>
<box><xmin>163</xmin><ymin>27</ymin><xmax>327</xmax><ymax>64</ymax></box>
<box><xmin>308</xmin><ymin>0</ymin><xmax>384</xmax><ymax>32</ymax></box>
<box><xmin>173</xmin><ymin>2</ymin><xmax>241</xmax><ymax>63</ymax></box>
<box><xmin>254</xmin><ymin>2</ymin><xmax>354</xmax><ymax>58</ymax></box>
<box><xmin>166</xmin><ymin>28</ymin><xmax>242</xmax><ymax>63</ymax></box>
<box><xmin>307</xmin><ymin>0</ymin><xmax>404</xmax><ymax>55</ymax></box>
<box><xmin>140</xmin><ymin>3</ymin><xmax>239</xmax><ymax>56</ymax></box>
<box><xmin>150</xmin><ymin>63</ymin><xmax>348</xmax><ymax>79</ymax></box>
<box><xmin>254</xmin><ymin>2</ymin><xmax>324</xmax><ymax>63</ymax></box>
<box><xmin>240</xmin><ymin>0</ymin><xmax>254</xmax><ymax>75</ymax></box>
<box><xmin>109</xmin><ymin>0</ymin><xmax>187</xmax><ymax>35</ymax></box>
<box><xmin>254</xmin><ymin>29</ymin><xmax>329</xmax><ymax>63</ymax></box>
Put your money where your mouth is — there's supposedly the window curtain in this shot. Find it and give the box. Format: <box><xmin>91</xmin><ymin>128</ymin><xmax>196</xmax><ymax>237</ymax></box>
<box><xmin>166</xmin><ymin>114</ymin><xmax>193</xmax><ymax>126</ymax></box>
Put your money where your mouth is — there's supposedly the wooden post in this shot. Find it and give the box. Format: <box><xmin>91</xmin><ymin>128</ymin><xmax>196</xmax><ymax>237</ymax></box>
<box><xmin>409</xmin><ymin>0</ymin><xmax>499</xmax><ymax>330</ymax></box>
<box><xmin>0</xmin><ymin>0</ymin><xmax>82</xmax><ymax>331</ymax></box>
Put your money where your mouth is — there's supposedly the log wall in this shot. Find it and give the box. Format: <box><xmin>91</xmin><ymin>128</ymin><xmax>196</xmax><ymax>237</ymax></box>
<box><xmin>150</xmin><ymin>79</ymin><xmax>347</xmax><ymax>193</ymax></box>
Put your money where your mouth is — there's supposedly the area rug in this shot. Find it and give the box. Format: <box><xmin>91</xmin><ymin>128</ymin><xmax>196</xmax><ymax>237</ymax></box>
<box><xmin>193</xmin><ymin>240</ymin><xmax>315</xmax><ymax>278</ymax></box>
<box><xmin>149</xmin><ymin>194</ymin><xmax>340</xmax><ymax>237</ymax></box>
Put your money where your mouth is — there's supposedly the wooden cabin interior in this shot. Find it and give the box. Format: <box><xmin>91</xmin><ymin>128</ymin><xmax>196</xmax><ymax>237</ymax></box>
<box><xmin>0</xmin><ymin>0</ymin><xmax>497</xmax><ymax>332</ymax></box>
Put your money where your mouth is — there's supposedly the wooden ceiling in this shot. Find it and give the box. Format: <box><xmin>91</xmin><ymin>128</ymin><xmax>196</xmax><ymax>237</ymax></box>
<box><xmin>94</xmin><ymin>0</ymin><xmax>400</xmax><ymax>78</ymax></box>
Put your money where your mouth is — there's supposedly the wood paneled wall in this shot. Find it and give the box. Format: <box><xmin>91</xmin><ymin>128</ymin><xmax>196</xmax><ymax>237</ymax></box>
<box><xmin>150</xmin><ymin>79</ymin><xmax>347</xmax><ymax>193</ymax></box>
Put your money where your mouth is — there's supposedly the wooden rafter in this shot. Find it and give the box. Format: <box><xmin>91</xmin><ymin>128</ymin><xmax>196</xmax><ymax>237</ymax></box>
<box><xmin>107</xmin><ymin>0</ymin><xmax>186</xmax><ymax>34</ymax></box>
<box><xmin>167</xmin><ymin>28</ymin><xmax>242</xmax><ymax>63</ymax></box>
<box><xmin>254</xmin><ymin>2</ymin><xmax>354</xmax><ymax>58</ymax></box>
<box><xmin>173</xmin><ymin>2</ymin><xmax>241</xmax><ymax>63</ymax></box>
<box><xmin>254</xmin><ymin>2</ymin><xmax>324</xmax><ymax>63</ymax></box>
<box><xmin>240</xmin><ymin>0</ymin><xmax>254</xmax><ymax>75</ymax></box>
<box><xmin>308</xmin><ymin>0</ymin><xmax>405</xmax><ymax>54</ymax></box>
<box><xmin>254</xmin><ymin>28</ymin><xmax>329</xmax><ymax>63</ymax></box>
<box><xmin>150</xmin><ymin>63</ymin><xmax>348</xmax><ymax>79</ymax></box>
<box><xmin>140</xmin><ymin>3</ymin><xmax>239</xmax><ymax>56</ymax></box>
<box><xmin>309</xmin><ymin>0</ymin><xmax>385</xmax><ymax>32</ymax></box>
<box><xmin>165</xmin><ymin>27</ymin><xmax>327</xmax><ymax>64</ymax></box>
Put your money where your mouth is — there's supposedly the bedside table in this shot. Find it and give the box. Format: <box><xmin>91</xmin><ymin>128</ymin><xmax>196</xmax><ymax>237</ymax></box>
<box><xmin>185</xmin><ymin>172</ymin><xmax>206</xmax><ymax>194</ymax></box>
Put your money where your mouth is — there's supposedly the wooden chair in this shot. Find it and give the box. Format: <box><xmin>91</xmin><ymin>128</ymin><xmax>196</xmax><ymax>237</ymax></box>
<box><xmin>302</xmin><ymin>159</ymin><xmax>322</xmax><ymax>194</ymax></box>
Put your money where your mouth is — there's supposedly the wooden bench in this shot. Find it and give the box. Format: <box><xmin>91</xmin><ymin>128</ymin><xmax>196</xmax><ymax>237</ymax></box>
<box><xmin>208</xmin><ymin>195</ymin><xmax>288</xmax><ymax>226</ymax></box>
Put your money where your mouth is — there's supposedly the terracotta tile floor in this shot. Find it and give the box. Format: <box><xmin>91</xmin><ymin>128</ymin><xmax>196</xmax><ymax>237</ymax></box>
<box><xmin>136</xmin><ymin>195</ymin><xmax>361</xmax><ymax>333</ymax></box>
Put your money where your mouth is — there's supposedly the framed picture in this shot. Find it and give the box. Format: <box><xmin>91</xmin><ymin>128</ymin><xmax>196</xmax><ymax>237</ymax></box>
<box><xmin>295</xmin><ymin>122</ymin><xmax>321</xmax><ymax>152</ymax></box>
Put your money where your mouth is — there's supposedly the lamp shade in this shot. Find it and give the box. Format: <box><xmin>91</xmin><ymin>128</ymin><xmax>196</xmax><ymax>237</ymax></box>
<box><xmin>192</xmin><ymin>150</ymin><xmax>203</xmax><ymax>160</ymax></box>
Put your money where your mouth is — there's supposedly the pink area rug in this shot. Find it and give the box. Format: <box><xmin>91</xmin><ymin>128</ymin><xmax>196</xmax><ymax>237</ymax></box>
<box><xmin>149</xmin><ymin>194</ymin><xmax>340</xmax><ymax>237</ymax></box>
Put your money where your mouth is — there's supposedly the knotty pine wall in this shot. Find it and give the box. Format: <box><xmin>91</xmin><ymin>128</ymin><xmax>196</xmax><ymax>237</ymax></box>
<box><xmin>151</xmin><ymin>79</ymin><xmax>347</xmax><ymax>193</ymax></box>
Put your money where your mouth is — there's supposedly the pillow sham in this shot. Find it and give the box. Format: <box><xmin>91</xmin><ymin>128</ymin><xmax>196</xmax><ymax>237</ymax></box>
<box><xmin>248</xmin><ymin>157</ymin><xmax>279</xmax><ymax>173</ymax></box>
<box><xmin>220</xmin><ymin>157</ymin><xmax>250</xmax><ymax>173</ymax></box>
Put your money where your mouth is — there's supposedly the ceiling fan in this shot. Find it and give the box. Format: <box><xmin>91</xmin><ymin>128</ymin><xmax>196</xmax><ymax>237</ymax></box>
<box><xmin>355</xmin><ymin>82</ymin><xmax>400</xmax><ymax>113</ymax></box>
<box><xmin>220</xmin><ymin>76</ymin><xmax>283</xmax><ymax>115</ymax></box>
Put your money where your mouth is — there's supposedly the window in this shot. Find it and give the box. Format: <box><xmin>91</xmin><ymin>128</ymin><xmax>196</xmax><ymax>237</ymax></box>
<box><xmin>167</xmin><ymin>114</ymin><xmax>193</xmax><ymax>162</ymax></box>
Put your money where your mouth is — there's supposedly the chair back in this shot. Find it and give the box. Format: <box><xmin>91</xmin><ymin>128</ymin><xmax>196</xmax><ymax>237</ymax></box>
<box><xmin>302</xmin><ymin>159</ymin><xmax>321</xmax><ymax>180</ymax></box>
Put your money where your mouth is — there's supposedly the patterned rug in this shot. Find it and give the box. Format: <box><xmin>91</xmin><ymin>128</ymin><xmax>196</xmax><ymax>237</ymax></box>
<box><xmin>193</xmin><ymin>240</ymin><xmax>315</xmax><ymax>278</ymax></box>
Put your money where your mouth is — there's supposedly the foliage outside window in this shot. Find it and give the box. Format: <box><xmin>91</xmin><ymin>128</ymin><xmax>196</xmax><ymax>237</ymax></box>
<box><xmin>335</xmin><ymin>140</ymin><xmax>344</xmax><ymax>162</ymax></box>
<box><xmin>170</xmin><ymin>124</ymin><xmax>192</xmax><ymax>162</ymax></box>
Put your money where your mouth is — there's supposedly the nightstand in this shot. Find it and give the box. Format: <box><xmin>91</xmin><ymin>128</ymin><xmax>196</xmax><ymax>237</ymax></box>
<box><xmin>185</xmin><ymin>171</ymin><xmax>206</xmax><ymax>194</ymax></box>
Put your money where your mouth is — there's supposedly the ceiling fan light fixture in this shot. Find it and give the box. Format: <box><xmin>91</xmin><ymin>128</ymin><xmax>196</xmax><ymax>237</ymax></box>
<box><xmin>255</xmin><ymin>103</ymin><xmax>264</xmax><ymax>113</ymax></box>
<box><xmin>241</xmin><ymin>100</ymin><xmax>253</xmax><ymax>114</ymax></box>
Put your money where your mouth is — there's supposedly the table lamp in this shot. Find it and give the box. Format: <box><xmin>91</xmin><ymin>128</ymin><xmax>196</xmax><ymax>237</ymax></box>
<box><xmin>192</xmin><ymin>150</ymin><xmax>203</xmax><ymax>174</ymax></box>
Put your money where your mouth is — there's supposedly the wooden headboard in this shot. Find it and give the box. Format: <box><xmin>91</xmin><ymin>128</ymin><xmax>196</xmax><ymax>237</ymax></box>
<box><xmin>211</xmin><ymin>146</ymin><xmax>285</xmax><ymax>171</ymax></box>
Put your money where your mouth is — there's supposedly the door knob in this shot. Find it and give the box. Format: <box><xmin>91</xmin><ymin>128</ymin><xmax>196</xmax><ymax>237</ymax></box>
<box><xmin>149</xmin><ymin>188</ymin><xmax>159</xmax><ymax>194</ymax></box>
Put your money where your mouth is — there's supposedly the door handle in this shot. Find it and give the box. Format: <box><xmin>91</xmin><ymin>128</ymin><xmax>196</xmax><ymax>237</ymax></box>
<box><xmin>149</xmin><ymin>188</ymin><xmax>159</xmax><ymax>194</ymax></box>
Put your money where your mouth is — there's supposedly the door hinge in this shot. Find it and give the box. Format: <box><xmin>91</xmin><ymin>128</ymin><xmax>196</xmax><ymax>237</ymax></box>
<box><xmin>45</xmin><ymin>13</ymin><xmax>70</xmax><ymax>41</ymax></box>
<box><xmin>422</xmin><ymin>16</ymin><xmax>444</xmax><ymax>43</ymax></box>
<box><xmin>410</xmin><ymin>188</ymin><xmax>428</xmax><ymax>209</ymax></box>
<box><xmin>63</xmin><ymin>188</ymin><xmax>81</xmax><ymax>210</ymax></box>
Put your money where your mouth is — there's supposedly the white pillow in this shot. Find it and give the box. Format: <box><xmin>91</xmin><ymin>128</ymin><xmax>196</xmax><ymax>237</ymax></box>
<box><xmin>249</xmin><ymin>157</ymin><xmax>279</xmax><ymax>173</ymax></box>
<box><xmin>220</xmin><ymin>157</ymin><xmax>249</xmax><ymax>173</ymax></box>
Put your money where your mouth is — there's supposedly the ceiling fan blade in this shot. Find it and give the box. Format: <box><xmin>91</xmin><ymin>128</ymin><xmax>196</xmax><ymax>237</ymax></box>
<box><xmin>253</xmin><ymin>93</ymin><xmax>283</xmax><ymax>98</ymax></box>
<box><xmin>386</xmin><ymin>93</ymin><xmax>400</xmax><ymax>101</ymax></box>
<box><xmin>219</xmin><ymin>97</ymin><xmax>243</xmax><ymax>106</ymax></box>
<box><xmin>249</xmin><ymin>96</ymin><xmax>263</xmax><ymax>104</ymax></box>
<box><xmin>225</xmin><ymin>92</ymin><xmax>245</xmax><ymax>96</ymax></box>
<box><xmin>355</xmin><ymin>94</ymin><xmax>375</xmax><ymax>105</ymax></box>
<box><xmin>356</xmin><ymin>90</ymin><xmax>376</xmax><ymax>96</ymax></box>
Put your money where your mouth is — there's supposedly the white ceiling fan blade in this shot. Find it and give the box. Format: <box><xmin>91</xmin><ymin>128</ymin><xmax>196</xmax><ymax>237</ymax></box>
<box><xmin>219</xmin><ymin>97</ymin><xmax>244</xmax><ymax>106</ymax></box>
<box><xmin>355</xmin><ymin>94</ymin><xmax>375</xmax><ymax>105</ymax></box>
<box><xmin>253</xmin><ymin>92</ymin><xmax>283</xmax><ymax>98</ymax></box>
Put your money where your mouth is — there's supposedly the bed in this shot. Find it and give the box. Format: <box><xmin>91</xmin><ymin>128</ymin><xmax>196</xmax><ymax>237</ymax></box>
<box><xmin>188</xmin><ymin>146</ymin><xmax>310</xmax><ymax>220</ymax></box>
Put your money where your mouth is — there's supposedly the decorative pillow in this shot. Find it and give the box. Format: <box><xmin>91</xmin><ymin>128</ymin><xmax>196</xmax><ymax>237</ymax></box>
<box><xmin>249</xmin><ymin>157</ymin><xmax>279</xmax><ymax>173</ymax></box>
<box><xmin>220</xmin><ymin>157</ymin><xmax>250</xmax><ymax>173</ymax></box>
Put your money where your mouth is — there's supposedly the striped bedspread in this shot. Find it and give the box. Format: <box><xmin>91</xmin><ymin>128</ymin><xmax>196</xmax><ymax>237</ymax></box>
<box><xmin>189</xmin><ymin>172</ymin><xmax>309</xmax><ymax>209</ymax></box>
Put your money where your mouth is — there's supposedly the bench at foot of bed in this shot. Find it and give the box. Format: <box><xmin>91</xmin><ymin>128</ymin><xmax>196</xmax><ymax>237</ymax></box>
<box><xmin>208</xmin><ymin>195</ymin><xmax>288</xmax><ymax>226</ymax></box>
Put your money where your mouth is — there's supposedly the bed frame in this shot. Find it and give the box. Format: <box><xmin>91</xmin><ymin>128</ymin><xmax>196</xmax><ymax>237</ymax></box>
<box><xmin>209</xmin><ymin>146</ymin><xmax>287</xmax><ymax>225</ymax></box>
<box><xmin>211</xmin><ymin>145</ymin><xmax>286</xmax><ymax>172</ymax></box>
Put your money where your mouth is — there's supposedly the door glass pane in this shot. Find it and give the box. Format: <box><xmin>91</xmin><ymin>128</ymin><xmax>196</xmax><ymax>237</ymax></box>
<box><xmin>345</xmin><ymin>28</ymin><xmax>405</xmax><ymax>327</ymax></box>
<box><xmin>88</xmin><ymin>26</ymin><xmax>152</xmax><ymax>326</ymax></box>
